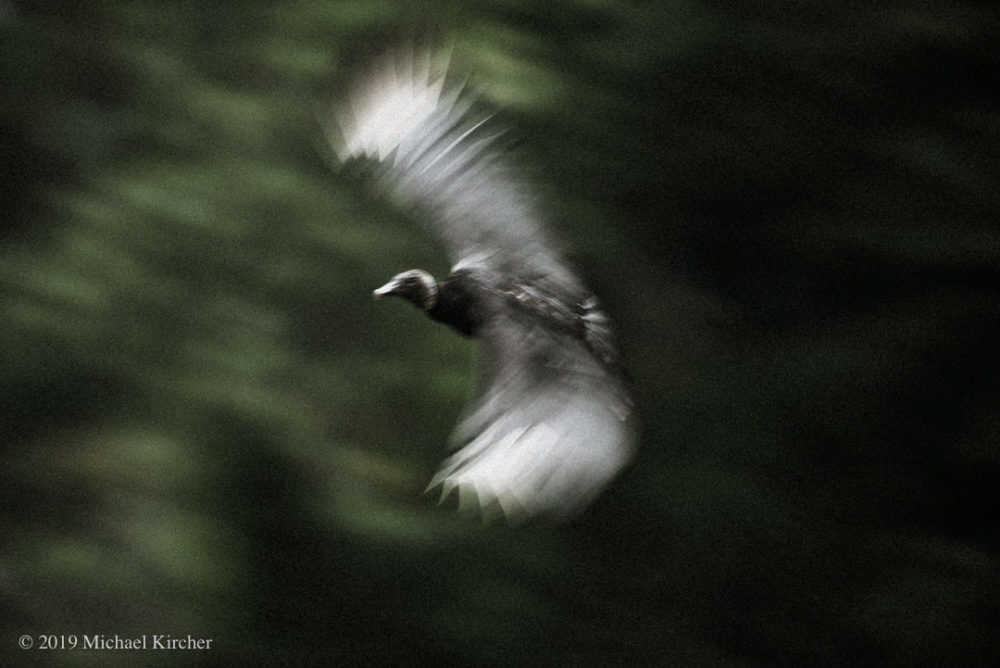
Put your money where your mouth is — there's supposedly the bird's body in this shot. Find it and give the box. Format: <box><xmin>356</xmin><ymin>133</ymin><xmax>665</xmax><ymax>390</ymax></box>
<box><xmin>331</xmin><ymin>47</ymin><xmax>634</xmax><ymax>521</ymax></box>
<box><xmin>428</xmin><ymin>268</ymin><xmax>491</xmax><ymax>338</ymax></box>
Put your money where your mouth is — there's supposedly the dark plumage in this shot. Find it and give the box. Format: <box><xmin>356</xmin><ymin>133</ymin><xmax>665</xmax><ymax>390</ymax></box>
<box><xmin>329</xmin><ymin>47</ymin><xmax>635</xmax><ymax>521</ymax></box>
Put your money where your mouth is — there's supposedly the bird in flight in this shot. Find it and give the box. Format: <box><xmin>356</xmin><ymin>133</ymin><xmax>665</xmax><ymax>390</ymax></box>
<box><xmin>327</xmin><ymin>46</ymin><xmax>635</xmax><ymax>522</ymax></box>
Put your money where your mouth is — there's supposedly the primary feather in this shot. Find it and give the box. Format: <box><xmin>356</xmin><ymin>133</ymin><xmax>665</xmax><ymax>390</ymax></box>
<box><xmin>331</xmin><ymin>46</ymin><xmax>635</xmax><ymax>522</ymax></box>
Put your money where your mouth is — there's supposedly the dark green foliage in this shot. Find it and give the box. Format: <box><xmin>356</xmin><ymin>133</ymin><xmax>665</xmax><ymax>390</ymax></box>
<box><xmin>2</xmin><ymin>1</ymin><xmax>998</xmax><ymax>665</ymax></box>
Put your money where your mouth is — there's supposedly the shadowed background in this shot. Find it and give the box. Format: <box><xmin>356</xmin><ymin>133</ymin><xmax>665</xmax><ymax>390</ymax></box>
<box><xmin>2</xmin><ymin>1</ymin><xmax>998</xmax><ymax>665</ymax></box>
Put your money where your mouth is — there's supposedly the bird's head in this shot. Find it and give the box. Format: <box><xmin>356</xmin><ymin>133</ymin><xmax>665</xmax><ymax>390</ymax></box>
<box><xmin>373</xmin><ymin>269</ymin><xmax>439</xmax><ymax>311</ymax></box>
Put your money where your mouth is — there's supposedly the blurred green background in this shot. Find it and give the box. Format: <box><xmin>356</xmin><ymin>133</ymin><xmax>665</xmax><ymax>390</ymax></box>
<box><xmin>2</xmin><ymin>1</ymin><xmax>998</xmax><ymax>665</ymax></box>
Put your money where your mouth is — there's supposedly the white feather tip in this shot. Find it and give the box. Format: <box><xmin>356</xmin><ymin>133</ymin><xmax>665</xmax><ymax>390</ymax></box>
<box><xmin>333</xmin><ymin>47</ymin><xmax>451</xmax><ymax>162</ymax></box>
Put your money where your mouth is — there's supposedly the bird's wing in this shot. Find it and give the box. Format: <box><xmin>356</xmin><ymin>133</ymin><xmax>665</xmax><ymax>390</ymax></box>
<box><xmin>428</xmin><ymin>300</ymin><xmax>635</xmax><ymax>522</ymax></box>
<box><xmin>328</xmin><ymin>46</ymin><xmax>582</xmax><ymax>295</ymax></box>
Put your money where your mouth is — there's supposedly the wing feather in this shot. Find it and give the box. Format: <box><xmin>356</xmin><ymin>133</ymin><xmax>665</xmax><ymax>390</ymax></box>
<box><xmin>431</xmin><ymin>314</ymin><xmax>634</xmax><ymax>522</ymax></box>
<box><xmin>331</xmin><ymin>47</ymin><xmax>580</xmax><ymax>294</ymax></box>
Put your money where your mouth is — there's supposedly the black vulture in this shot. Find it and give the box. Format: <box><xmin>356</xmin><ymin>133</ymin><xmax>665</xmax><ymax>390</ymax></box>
<box><xmin>328</xmin><ymin>47</ymin><xmax>635</xmax><ymax>522</ymax></box>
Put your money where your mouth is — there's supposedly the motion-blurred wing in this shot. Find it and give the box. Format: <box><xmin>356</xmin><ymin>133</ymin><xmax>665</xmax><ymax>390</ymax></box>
<box><xmin>329</xmin><ymin>46</ymin><xmax>583</xmax><ymax>297</ymax></box>
<box><xmin>429</xmin><ymin>309</ymin><xmax>635</xmax><ymax>522</ymax></box>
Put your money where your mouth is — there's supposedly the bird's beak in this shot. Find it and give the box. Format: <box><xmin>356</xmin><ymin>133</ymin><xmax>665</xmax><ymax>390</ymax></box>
<box><xmin>372</xmin><ymin>278</ymin><xmax>398</xmax><ymax>299</ymax></box>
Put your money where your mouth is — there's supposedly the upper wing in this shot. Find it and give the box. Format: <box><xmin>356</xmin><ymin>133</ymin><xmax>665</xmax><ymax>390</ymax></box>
<box><xmin>428</xmin><ymin>303</ymin><xmax>635</xmax><ymax>522</ymax></box>
<box><xmin>328</xmin><ymin>46</ymin><xmax>583</xmax><ymax>297</ymax></box>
